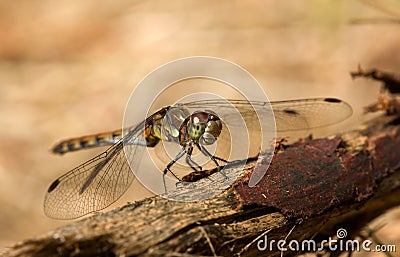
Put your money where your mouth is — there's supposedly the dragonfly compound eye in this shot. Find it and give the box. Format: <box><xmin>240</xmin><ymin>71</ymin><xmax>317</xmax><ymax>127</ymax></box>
<box><xmin>205</xmin><ymin>119</ymin><xmax>222</xmax><ymax>138</ymax></box>
<box><xmin>191</xmin><ymin>111</ymin><xmax>209</xmax><ymax>123</ymax></box>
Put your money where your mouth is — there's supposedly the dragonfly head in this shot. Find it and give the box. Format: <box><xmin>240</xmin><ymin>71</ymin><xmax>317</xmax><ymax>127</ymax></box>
<box><xmin>187</xmin><ymin>111</ymin><xmax>222</xmax><ymax>145</ymax></box>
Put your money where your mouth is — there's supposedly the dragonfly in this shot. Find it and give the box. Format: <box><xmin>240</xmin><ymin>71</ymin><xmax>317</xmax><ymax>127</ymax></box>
<box><xmin>44</xmin><ymin>97</ymin><xmax>352</xmax><ymax>219</ymax></box>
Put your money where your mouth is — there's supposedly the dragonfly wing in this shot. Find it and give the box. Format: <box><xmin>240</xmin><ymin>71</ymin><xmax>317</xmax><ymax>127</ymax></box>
<box><xmin>44</xmin><ymin>128</ymin><xmax>145</xmax><ymax>219</ymax></box>
<box><xmin>270</xmin><ymin>98</ymin><xmax>353</xmax><ymax>131</ymax></box>
<box><xmin>179</xmin><ymin>98</ymin><xmax>352</xmax><ymax>131</ymax></box>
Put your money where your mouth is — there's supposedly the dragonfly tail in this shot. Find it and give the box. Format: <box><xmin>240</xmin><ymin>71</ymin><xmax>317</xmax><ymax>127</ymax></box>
<box><xmin>52</xmin><ymin>129</ymin><xmax>126</xmax><ymax>154</ymax></box>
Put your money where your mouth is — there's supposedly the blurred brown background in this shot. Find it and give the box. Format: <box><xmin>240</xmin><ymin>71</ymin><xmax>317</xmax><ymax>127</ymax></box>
<box><xmin>1</xmin><ymin>0</ymin><xmax>400</xmax><ymax>255</ymax></box>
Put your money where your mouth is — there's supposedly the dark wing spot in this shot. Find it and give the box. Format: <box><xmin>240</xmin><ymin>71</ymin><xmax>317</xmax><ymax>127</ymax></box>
<box><xmin>48</xmin><ymin>179</ymin><xmax>60</xmax><ymax>193</ymax></box>
<box><xmin>283</xmin><ymin>109</ymin><xmax>299</xmax><ymax>115</ymax></box>
<box><xmin>324</xmin><ymin>98</ymin><xmax>341</xmax><ymax>103</ymax></box>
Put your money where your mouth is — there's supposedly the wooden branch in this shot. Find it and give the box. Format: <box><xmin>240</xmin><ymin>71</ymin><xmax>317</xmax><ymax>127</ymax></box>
<box><xmin>351</xmin><ymin>65</ymin><xmax>400</xmax><ymax>115</ymax></box>
<box><xmin>350</xmin><ymin>65</ymin><xmax>400</xmax><ymax>94</ymax></box>
<box><xmin>4</xmin><ymin>112</ymin><xmax>400</xmax><ymax>257</ymax></box>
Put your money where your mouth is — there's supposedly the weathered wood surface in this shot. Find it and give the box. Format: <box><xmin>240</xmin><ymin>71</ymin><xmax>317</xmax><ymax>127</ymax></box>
<box><xmin>3</xmin><ymin>111</ymin><xmax>400</xmax><ymax>257</ymax></box>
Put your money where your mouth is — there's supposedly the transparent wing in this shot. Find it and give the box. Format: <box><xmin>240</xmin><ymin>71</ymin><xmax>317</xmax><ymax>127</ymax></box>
<box><xmin>271</xmin><ymin>98</ymin><xmax>353</xmax><ymax>131</ymax></box>
<box><xmin>44</xmin><ymin>121</ymin><xmax>147</xmax><ymax>220</ymax></box>
<box><xmin>178</xmin><ymin>97</ymin><xmax>353</xmax><ymax>132</ymax></box>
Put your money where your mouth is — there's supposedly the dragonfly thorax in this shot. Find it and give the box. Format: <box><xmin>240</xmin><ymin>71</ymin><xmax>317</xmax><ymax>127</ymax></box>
<box><xmin>148</xmin><ymin>106</ymin><xmax>191</xmax><ymax>144</ymax></box>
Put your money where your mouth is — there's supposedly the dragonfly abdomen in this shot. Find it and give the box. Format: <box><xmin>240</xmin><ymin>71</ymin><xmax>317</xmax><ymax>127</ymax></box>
<box><xmin>52</xmin><ymin>129</ymin><xmax>127</xmax><ymax>154</ymax></box>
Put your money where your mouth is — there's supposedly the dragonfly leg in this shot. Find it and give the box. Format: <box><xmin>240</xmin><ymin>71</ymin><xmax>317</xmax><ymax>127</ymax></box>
<box><xmin>197</xmin><ymin>144</ymin><xmax>228</xmax><ymax>164</ymax></box>
<box><xmin>185</xmin><ymin>145</ymin><xmax>203</xmax><ymax>172</ymax></box>
<box><xmin>196</xmin><ymin>144</ymin><xmax>228</xmax><ymax>179</ymax></box>
<box><xmin>163</xmin><ymin>148</ymin><xmax>186</xmax><ymax>180</ymax></box>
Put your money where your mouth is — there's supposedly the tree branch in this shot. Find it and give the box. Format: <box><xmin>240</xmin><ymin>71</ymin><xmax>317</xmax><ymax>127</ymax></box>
<box><xmin>4</xmin><ymin>110</ymin><xmax>400</xmax><ymax>257</ymax></box>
